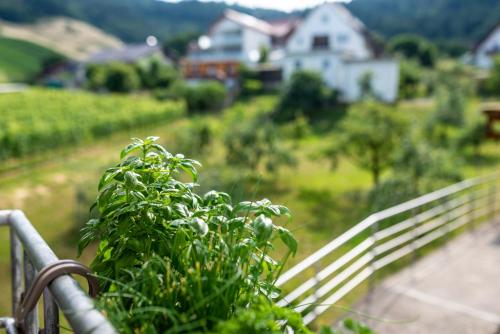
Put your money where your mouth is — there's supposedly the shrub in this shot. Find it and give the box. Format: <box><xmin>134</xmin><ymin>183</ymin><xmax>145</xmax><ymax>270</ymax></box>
<box><xmin>276</xmin><ymin>70</ymin><xmax>338</xmax><ymax>122</ymax></box>
<box><xmin>484</xmin><ymin>56</ymin><xmax>500</xmax><ymax>96</ymax></box>
<box><xmin>78</xmin><ymin>137</ymin><xmax>299</xmax><ymax>333</ymax></box>
<box><xmin>389</xmin><ymin>34</ymin><xmax>437</xmax><ymax>67</ymax></box>
<box><xmin>86</xmin><ymin>62</ymin><xmax>141</xmax><ymax>93</ymax></box>
<box><xmin>181</xmin><ymin>81</ymin><xmax>227</xmax><ymax>113</ymax></box>
<box><xmin>398</xmin><ymin>60</ymin><xmax>423</xmax><ymax>99</ymax></box>
<box><xmin>137</xmin><ymin>59</ymin><xmax>178</xmax><ymax>89</ymax></box>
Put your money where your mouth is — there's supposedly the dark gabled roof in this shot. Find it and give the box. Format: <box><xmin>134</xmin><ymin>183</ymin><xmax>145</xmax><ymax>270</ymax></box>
<box><xmin>473</xmin><ymin>23</ymin><xmax>500</xmax><ymax>53</ymax></box>
<box><xmin>86</xmin><ymin>44</ymin><xmax>163</xmax><ymax>64</ymax></box>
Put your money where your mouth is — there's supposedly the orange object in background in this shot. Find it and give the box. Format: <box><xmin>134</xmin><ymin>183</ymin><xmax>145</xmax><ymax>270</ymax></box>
<box><xmin>181</xmin><ymin>60</ymin><xmax>240</xmax><ymax>80</ymax></box>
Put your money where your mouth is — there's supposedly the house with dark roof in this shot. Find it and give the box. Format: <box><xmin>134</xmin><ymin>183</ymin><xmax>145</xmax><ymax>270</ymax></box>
<box><xmin>183</xmin><ymin>3</ymin><xmax>399</xmax><ymax>102</ymax></box>
<box><xmin>182</xmin><ymin>9</ymin><xmax>298</xmax><ymax>81</ymax></box>
<box><xmin>86</xmin><ymin>42</ymin><xmax>171</xmax><ymax>66</ymax></box>
<box><xmin>282</xmin><ymin>2</ymin><xmax>398</xmax><ymax>102</ymax></box>
<box><xmin>471</xmin><ymin>23</ymin><xmax>500</xmax><ymax>69</ymax></box>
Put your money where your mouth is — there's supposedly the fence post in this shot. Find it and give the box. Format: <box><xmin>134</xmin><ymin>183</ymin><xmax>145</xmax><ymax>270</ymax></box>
<box><xmin>490</xmin><ymin>182</ymin><xmax>496</xmax><ymax>222</ymax></box>
<box><xmin>10</xmin><ymin>229</ymin><xmax>23</xmax><ymax>316</ymax></box>
<box><xmin>410</xmin><ymin>207</ymin><xmax>420</xmax><ymax>282</ymax></box>
<box><xmin>369</xmin><ymin>221</ymin><xmax>379</xmax><ymax>292</ymax></box>
<box><xmin>43</xmin><ymin>288</ymin><xmax>60</xmax><ymax>334</ymax></box>
<box><xmin>468</xmin><ymin>188</ymin><xmax>476</xmax><ymax>233</ymax></box>
<box><xmin>311</xmin><ymin>260</ymin><xmax>322</xmax><ymax>321</ymax></box>
<box><xmin>23</xmin><ymin>252</ymin><xmax>39</xmax><ymax>334</ymax></box>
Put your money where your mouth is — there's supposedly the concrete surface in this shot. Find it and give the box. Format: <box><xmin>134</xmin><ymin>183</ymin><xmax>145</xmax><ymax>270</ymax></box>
<box><xmin>350</xmin><ymin>218</ymin><xmax>500</xmax><ymax>334</ymax></box>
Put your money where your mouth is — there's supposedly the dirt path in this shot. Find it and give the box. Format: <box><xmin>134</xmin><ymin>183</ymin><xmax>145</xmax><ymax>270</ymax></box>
<box><xmin>351</xmin><ymin>218</ymin><xmax>500</xmax><ymax>334</ymax></box>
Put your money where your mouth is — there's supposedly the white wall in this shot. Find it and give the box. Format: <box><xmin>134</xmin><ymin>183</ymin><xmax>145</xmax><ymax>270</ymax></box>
<box><xmin>242</xmin><ymin>28</ymin><xmax>272</xmax><ymax>63</ymax></box>
<box><xmin>342</xmin><ymin>60</ymin><xmax>399</xmax><ymax>103</ymax></box>
<box><xmin>190</xmin><ymin>17</ymin><xmax>273</xmax><ymax>65</ymax></box>
<box><xmin>286</xmin><ymin>3</ymin><xmax>372</xmax><ymax>59</ymax></box>
<box><xmin>475</xmin><ymin>26</ymin><xmax>500</xmax><ymax>69</ymax></box>
<box><xmin>283</xmin><ymin>52</ymin><xmax>343</xmax><ymax>87</ymax></box>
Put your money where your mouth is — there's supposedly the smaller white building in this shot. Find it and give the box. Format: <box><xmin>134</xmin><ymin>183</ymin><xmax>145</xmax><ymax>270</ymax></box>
<box><xmin>472</xmin><ymin>23</ymin><xmax>500</xmax><ymax>69</ymax></box>
<box><xmin>282</xmin><ymin>3</ymin><xmax>399</xmax><ymax>103</ymax></box>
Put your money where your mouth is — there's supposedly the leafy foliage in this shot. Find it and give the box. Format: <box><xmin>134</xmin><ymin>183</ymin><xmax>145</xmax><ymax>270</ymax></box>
<box><xmin>225</xmin><ymin>113</ymin><xmax>295</xmax><ymax>175</ymax></box>
<box><xmin>276</xmin><ymin>71</ymin><xmax>339</xmax><ymax>122</ymax></box>
<box><xmin>389</xmin><ymin>34</ymin><xmax>437</xmax><ymax>67</ymax></box>
<box><xmin>79</xmin><ymin>137</ymin><xmax>298</xmax><ymax>333</ymax></box>
<box><xmin>0</xmin><ymin>89</ymin><xmax>184</xmax><ymax>159</ymax></box>
<box><xmin>86</xmin><ymin>62</ymin><xmax>141</xmax><ymax>93</ymax></box>
<box><xmin>330</xmin><ymin>100</ymin><xmax>407</xmax><ymax>185</ymax></box>
<box><xmin>178</xmin><ymin>81</ymin><xmax>227</xmax><ymax>113</ymax></box>
<box><xmin>0</xmin><ymin>37</ymin><xmax>64</xmax><ymax>83</ymax></box>
<box><xmin>484</xmin><ymin>56</ymin><xmax>500</xmax><ymax>96</ymax></box>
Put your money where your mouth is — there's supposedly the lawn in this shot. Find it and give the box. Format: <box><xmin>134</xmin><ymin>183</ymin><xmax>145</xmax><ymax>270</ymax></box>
<box><xmin>0</xmin><ymin>37</ymin><xmax>63</xmax><ymax>83</ymax></box>
<box><xmin>0</xmin><ymin>91</ymin><xmax>498</xmax><ymax>324</ymax></box>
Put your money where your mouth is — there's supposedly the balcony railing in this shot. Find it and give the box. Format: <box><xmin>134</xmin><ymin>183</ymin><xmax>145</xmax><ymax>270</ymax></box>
<box><xmin>277</xmin><ymin>173</ymin><xmax>499</xmax><ymax>325</ymax></box>
<box><xmin>0</xmin><ymin>210</ymin><xmax>116</xmax><ymax>334</ymax></box>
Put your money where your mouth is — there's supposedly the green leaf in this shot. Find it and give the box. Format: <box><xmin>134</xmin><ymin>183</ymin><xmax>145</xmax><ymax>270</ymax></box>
<box><xmin>120</xmin><ymin>141</ymin><xmax>143</xmax><ymax>159</ymax></box>
<box><xmin>190</xmin><ymin>217</ymin><xmax>209</xmax><ymax>236</ymax></box>
<box><xmin>278</xmin><ymin>227</ymin><xmax>297</xmax><ymax>255</ymax></box>
<box><xmin>253</xmin><ymin>215</ymin><xmax>273</xmax><ymax>244</ymax></box>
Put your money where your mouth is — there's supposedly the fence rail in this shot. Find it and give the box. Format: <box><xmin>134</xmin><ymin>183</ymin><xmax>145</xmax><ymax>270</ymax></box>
<box><xmin>0</xmin><ymin>210</ymin><xmax>116</xmax><ymax>334</ymax></box>
<box><xmin>277</xmin><ymin>173</ymin><xmax>499</xmax><ymax>325</ymax></box>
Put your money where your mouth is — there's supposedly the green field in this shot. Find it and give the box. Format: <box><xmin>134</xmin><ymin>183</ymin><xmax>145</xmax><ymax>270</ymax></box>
<box><xmin>0</xmin><ymin>89</ymin><xmax>185</xmax><ymax>160</ymax></box>
<box><xmin>0</xmin><ymin>90</ymin><xmax>498</xmax><ymax>326</ymax></box>
<box><xmin>0</xmin><ymin>37</ymin><xmax>63</xmax><ymax>83</ymax></box>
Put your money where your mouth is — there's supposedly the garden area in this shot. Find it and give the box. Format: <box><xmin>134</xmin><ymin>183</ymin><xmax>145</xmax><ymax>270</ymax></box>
<box><xmin>0</xmin><ymin>49</ymin><xmax>499</xmax><ymax>332</ymax></box>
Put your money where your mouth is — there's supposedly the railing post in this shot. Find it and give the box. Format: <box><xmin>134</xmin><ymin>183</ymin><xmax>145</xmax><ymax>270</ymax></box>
<box><xmin>365</xmin><ymin>221</ymin><xmax>379</xmax><ymax>315</ymax></box>
<box><xmin>43</xmin><ymin>289</ymin><xmax>59</xmax><ymax>334</ymax></box>
<box><xmin>10</xmin><ymin>229</ymin><xmax>22</xmax><ymax>316</ymax></box>
<box><xmin>311</xmin><ymin>260</ymin><xmax>322</xmax><ymax>320</ymax></box>
<box><xmin>490</xmin><ymin>182</ymin><xmax>496</xmax><ymax>222</ymax></box>
<box><xmin>410</xmin><ymin>207</ymin><xmax>420</xmax><ymax>282</ymax></box>
<box><xmin>368</xmin><ymin>221</ymin><xmax>379</xmax><ymax>292</ymax></box>
<box><xmin>468</xmin><ymin>188</ymin><xmax>476</xmax><ymax>233</ymax></box>
<box><xmin>23</xmin><ymin>252</ymin><xmax>39</xmax><ymax>334</ymax></box>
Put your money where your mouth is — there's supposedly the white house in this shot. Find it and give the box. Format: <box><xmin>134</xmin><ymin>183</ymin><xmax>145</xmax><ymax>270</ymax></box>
<box><xmin>472</xmin><ymin>23</ymin><xmax>500</xmax><ymax>69</ymax></box>
<box><xmin>183</xmin><ymin>3</ymin><xmax>399</xmax><ymax>102</ymax></box>
<box><xmin>282</xmin><ymin>3</ymin><xmax>399</xmax><ymax>103</ymax></box>
<box><xmin>183</xmin><ymin>10</ymin><xmax>297</xmax><ymax>80</ymax></box>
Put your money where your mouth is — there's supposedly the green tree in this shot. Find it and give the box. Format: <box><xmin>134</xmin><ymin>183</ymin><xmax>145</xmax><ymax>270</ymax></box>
<box><xmin>179</xmin><ymin>81</ymin><xmax>227</xmax><ymax>113</ymax></box>
<box><xmin>332</xmin><ymin>101</ymin><xmax>407</xmax><ymax>185</ymax></box>
<box><xmin>455</xmin><ymin>119</ymin><xmax>486</xmax><ymax>157</ymax></box>
<box><xmin>86</xmin><ymin>62</ymin><xmax>140</xmax><ymax>93</ymax></box>
<box><xmin>137</xmin><ymin>59</ymin><xmax>178</xmax><ymax>89</ymax></box>
<box><xmin>276</xmin><ymin>70</ymin><xmax>337</xmax><ymax>122</ymax></box>
<box><xmin>389</xmin><ymin>34</ymin><xmax>438</xmax><ymax>67</ymax></box>
<box><xmin>484</xmin><ymin>56</ymin><xmax>500</xmax><ymax>96</ymax></box>
<box><xmin>162</xmin><ymin>30</ymin><xmax>200</xmax><ymax>59</ymax></box>
<box><xmin>225</xmin><ymin>114</ymin><xmax>294</xmax><ymax>176</ymax></box>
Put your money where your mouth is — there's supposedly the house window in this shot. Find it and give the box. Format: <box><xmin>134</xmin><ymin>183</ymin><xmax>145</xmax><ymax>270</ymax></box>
<box><xmin>312</xmin><ymin>35</ymin><xmax>330</xmax><ymax>50</ymax></box>
<box><xmin>295</xmin><ymin>60</ymin><xmax>302</xmax><ymax>69</ymax></box>
<box><xmin>337</xmin><ymin>34</ymin><xmax>349</xmax><ymax>44</ymax></box>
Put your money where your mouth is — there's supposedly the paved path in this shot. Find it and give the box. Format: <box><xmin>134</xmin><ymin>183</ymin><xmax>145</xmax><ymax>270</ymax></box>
<box><xmin>351</xmin><ymin>218</ymin><xmax>500</xmax><ymax>334</ymax></box>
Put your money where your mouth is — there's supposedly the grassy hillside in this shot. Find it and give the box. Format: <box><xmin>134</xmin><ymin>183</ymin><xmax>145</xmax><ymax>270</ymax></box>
<box><xmin>0</xmin><ymin>37</ymin><xmax>62</xmax><ymax>83</ymax></box>
<box><xmin>0</xmin><ymin>89</ymin><xmax>184</xmax><ymax>159</ymax></box>
<box><xmin>0</xmin><ymin>17</ymin><xmax>123</xmax><ymax>61</ymax></box>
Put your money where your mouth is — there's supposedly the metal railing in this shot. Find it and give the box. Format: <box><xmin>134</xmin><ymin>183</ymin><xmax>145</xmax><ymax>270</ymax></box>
<box><xmin>0</xmin><ymin>210</ymin><xmax>116</xmax><ymax>334</ymax></box>
<box><xmin>276</xmin><ymin>173</ymin><xmax>499</xmax><ymax>325</ymax></box>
